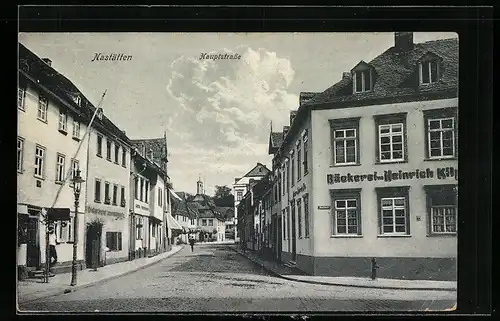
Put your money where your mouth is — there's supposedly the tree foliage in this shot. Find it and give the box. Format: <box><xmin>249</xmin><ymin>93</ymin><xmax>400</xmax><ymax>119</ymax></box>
<box><xmin>213</xmin><ymin>185</ymin><xmax>234</xmax><ymax>208</ymax></box>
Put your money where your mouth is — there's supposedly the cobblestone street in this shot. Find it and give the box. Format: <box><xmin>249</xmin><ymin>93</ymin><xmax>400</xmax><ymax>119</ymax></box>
<box><xmin>19</xmin><ymin>244</ymin><xmax>456</xmax><ymax>312</ymax></box>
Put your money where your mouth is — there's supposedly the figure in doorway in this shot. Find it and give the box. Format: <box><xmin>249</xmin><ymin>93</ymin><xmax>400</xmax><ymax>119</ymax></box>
<box><xmin>189</xmin><ymin>237</ymin><xmax>195</xmax><ymax>252</ymax></box>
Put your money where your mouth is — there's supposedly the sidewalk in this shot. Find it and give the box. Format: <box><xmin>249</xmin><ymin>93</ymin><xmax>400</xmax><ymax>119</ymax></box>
<box><xmin>17</xmin><ymin>245</ymin><xmax>183</xmax><ymax>304</ymax></box>
<box><xmin>229</xmin><ymin>246</ymin><xmax>457</xmax><ymax>292</ymax></box>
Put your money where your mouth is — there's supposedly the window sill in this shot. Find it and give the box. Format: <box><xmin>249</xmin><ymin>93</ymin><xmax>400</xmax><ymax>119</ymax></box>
<box><xmin>72</xmin><ymin>136</ymin><xmax>81</xmax><ymax>142</ymax></box>
<box><xmin>330</xmin><ymin>163</ymin><xmax>361</xmax><ymax>168</ymax></box>
<box><xmin>427</xmin><ymin>233</ymin><xmax>457</xmax><ymax>237</ymax></box>
<box><xmin>17</xmin><ymin>169</ymin><xmax>23</xmax><ymax>174</ymax></box>
<box><xmin>331</xmin><ymin>234</ymin><xmax>363</xmax><ymax>238</ymax></box>
<box><xmin>106</xmin><ymin>158</ymin><xmax>112</xmax><ymax>162</ymax></box>
<box><xmin>375</xmin><ymin>160</ymin><xmax>408</xmax><ymax>165</ymax></box>
<box><xmin>96</xmin><ymin>153</ymin><xmax>103</xmax><ymax>158</ymax></box>
<box><xmin>424</xmin><ymin>157</ymin><xmax>458</xmax><ymax>162</ymax></box>
<box><xmin>377</xmin><ymin>234</ymin><xmax>412</xmax><ymax>238</ymax></box>
<box><xmin>121</xmin><ymin>164</ymin><xmax>126</xmax><ymax>168</ymax></box>
<box><xmin>34</xmin><ymin>175</ymin><xmax>45</xmax><ymax>181</ymax></box>
<box><xmin>114</xmin><ymin>161</ymin><xmax>119</xmax><ymax>165</ymax></box>
<box><xmin>18</xmin><ymin>107</ymin><xmax>26</xmax><ymax>112</ymax></box>
<box><xmin>95</xmin><ymin>200</ymin><xmax>101</xmax><ymax>203</ymax></box>
<box><xmin>58</xmin><ymin>129</ymin><xmax>68</xmax><ymax>135</ymax></box>
<box><xmin>55</xmin><ymin>181</ymin><xmax>64</xmax><ymax>185</ymax></box>
<box><xmin>37</xmin><ymin>117</ymin><xmax>48</xmax><ymax>124</ymax></box>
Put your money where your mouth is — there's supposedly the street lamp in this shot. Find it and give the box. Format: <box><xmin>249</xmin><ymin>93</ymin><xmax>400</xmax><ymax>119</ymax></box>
<box><xmin>70</xmin><ymin>168</ymin><xmax>85</xmax><ymax>286</ymax></box>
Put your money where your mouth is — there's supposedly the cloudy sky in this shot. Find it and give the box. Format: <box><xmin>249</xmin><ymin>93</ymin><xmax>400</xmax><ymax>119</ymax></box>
<box><xmin>19</xmin><ymin>32</ymin><xmax>457</xmax><ymax>195</ymax></box>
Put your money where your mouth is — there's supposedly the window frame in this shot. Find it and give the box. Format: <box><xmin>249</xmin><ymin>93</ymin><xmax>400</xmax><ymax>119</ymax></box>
<box><xmin>34</xmin><ymin>144</ymin><xmax>46</xmax><ymax>179</ymax></box>
<box><xmin>56</xmin><ymin>216</ymin><xmax>75</xmax><ymax>243</ymax></box>
<box><xmin>58</xmin><ymin>109</ymin><xmax>68</xmax><ymax>134</ymax></box>
<box><xmin>55</xmin><ymin>153</ymin><xmax>66</xmax><ymax>184</ymax></box>
<box><xmin>208</xmin><ymin>219</ymin><xmax>213</xmax><ymax>226</ymax></box>
<box><xmin>303</xmin><ymin>194</ymin><xmax>310</xmax><ymax>238</ymax></box>
<box><xmin>423</xmin><ymin>107</ymin><xmax>458</xmax><ymax>160</ymax></box>
<box><xmin>120</xmin><ymin>186</ymin><xmax>126</xmax><ymax>207</ymax></box>
<box><xmin>330</xmin><ymin>189</ymin><xmax>362</xmax><ymax>236</ymax></box>
<box><xmin>17</xmin><ymin>137</ymin><xmax>24</xmax><ymax>173</ymax></box>
<box><xmin>96</xmin><ymin>134</ymin><xmax>103</xmax><ymax>157</ymax></box>
<box><xmin>424</xmin><ymin>184</ymin><xmax>458</xmax><ymax>235</ymax></box>
<box><xmin>330</xmin><ymin>117</ymin><xmax>361</xmax><ymax>166</ymax></box>
<box><xmin>296</xmin><ymin>141</ymin><xmax>302</xmax><ymax>181</ymax></box>
<box><xmin>419</xmin><ymin>60</ymin><xmax>440</xmax><ymax>85</ymax></box>
<box><xmin>112</xmin><ymin>184</ymin><xmax>118</xmax><ymax>205</ymax></box>
<box><xmin>106</xmin><ymin>139</ymin><xmax>112</xmax><ymax>161</ymax></box>
<box><xmin>37</xmin><ymin>95</ymin><xmax>48</xmax><ymax>122</ymax></box>
<box><xmin>297</xmin><ymin>198</ymin><xmax>302</xmax><ymax>238</ymax></box>
<box><xmin>104</xmin><ymin>181</ymin><xmax>111</xmax><ymax>204</ymax></box>
<box><xmin>282</xmin><ymin>209</ymin><xmax>287</xmax><ymax>240</ymax></box>
<box><xmin>72</xmin><ymin>119</ymin><xmax>81</xmax><ymax>140</ymax></box>
<box><xmin>114</xmin><ymin>144</ymin><xmax>120</xmax><ymax>164</ymax></box>
<box><xmin>303</xmin><ymin>131</ymin><xmax>309</xmax><ymax>175</ymax></box>
<box><xmin>376</xmin><ymin>186</ymin><xmax>411</xmax><ymax>236</ymax></box>
<box><xmin>18</xmin><ymin>87</ymin><xmax>26</xmax><ymax>111</ymax></box>
<box><xmin>374</xmin><ymin>113</ymin><xmax>408</xmax><ymax>164</ymax></box>
<box><xmin>202</xmin><ymin>219</ymin><xmax>207</xmax><ymax>226</ymax></box>
<box><xmin>290</xmin><ymin>150</ymin><xmax>295</xmax><ymax>187</ymax></box>
<box><xmin>353</xmin><ymin>68</ymin><xmax>374</xmax><ymax>93</ymax></box>
<box><xmin>121</xmin><ymin>148</ymin><xmax>127</xmax><ymax>167</ymax></box>
<box><xmin>106</xmin><ymin>231</ymin><xmax>123</xmax><ymax>251</ymax></box>
<box><xmin>94</xmin><ymin>179</ymin><xmax>102</xmax><ymax>203</ymax></box>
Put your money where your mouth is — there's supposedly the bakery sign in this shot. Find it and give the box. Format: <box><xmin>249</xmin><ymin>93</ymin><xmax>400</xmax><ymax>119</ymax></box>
<box><xmin>327</xmin><ymin>167</ymin><xmax>458</xmax><ymax>185</ymax></box>
<box><xmin>86</xmin><ymin>206</ymin><xmax>125</xmax><ymax>219</ymax></box>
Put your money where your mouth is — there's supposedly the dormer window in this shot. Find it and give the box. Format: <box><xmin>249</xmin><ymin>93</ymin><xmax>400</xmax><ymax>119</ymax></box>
<box><xmin>418</xmin><ymin>52</ymin><xmax>442</xmax><ymax>85</ymax></box>
<box><xmin>73</xmin><ymin>95</ymin><xmax>81</xmax><ymax>107</ymax></box>
<box><xmin>419</xmin><ymin>60</ymin><xmax>439</xmax><ymax>85</ymax></box>
<box><xmin>351</xmin><ymin>61</ymin><xmax>374</xmax><ymax>93</ymax></box>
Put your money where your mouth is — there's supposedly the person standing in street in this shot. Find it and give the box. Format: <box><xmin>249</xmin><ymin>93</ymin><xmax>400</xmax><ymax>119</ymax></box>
<box><xmin>189</xmin><ymin>237</ymin><xmax>195</xmax><ymax>252</ymax></box>
<box><xmin>48</xmin><ymin>229</ymin><xmax>58</xmax><ymax>271</ymax></box>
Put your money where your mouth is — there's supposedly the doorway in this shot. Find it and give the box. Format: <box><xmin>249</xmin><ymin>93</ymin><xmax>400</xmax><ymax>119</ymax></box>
<box><xmin>85</xmin><ymin>221</ymin><xmax>102</xmax><ymax>268</ymax></box>
<box><xmin>26</xmin><ymin>217</ymin><xmax>40</xmax><ymax>268</ymax></box>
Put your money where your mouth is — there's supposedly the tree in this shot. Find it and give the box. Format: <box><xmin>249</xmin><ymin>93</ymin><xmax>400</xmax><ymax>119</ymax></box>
<box><xmin>213</xmin><ymin>185</ymin><xmax>234</xmax><ymax>208</ymax></box>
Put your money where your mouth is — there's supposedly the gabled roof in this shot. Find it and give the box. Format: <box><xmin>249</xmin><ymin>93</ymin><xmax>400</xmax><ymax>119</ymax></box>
<box><xmin>305</xmin><ymin>37</ymin><xmax>458</xmax><ymax>107</ymax></box>
<box><xmin>238</xmin><ymin>163</ymin><xmax>270</xmax><ymax>181</ymax></box>
<box><xmin>19</xmin><ymin>43</ymin><xmax>130</xmax><ymax>145</ymax></box>
<box><xmin>268</xmin><ymin>132</ymin><xmax>283</xmax><ymax>155</ymax></box>
<box><xmin>130</xmin><ymin>136</ymin><xmax>168</xmax><ymax>166</ymax></box>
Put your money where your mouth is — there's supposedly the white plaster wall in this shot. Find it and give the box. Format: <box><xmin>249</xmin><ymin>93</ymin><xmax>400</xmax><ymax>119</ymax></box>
<box><xmin>311</xmin><ymin>98</ymin><xmax>458</xmax><ymax>258</ymax></box>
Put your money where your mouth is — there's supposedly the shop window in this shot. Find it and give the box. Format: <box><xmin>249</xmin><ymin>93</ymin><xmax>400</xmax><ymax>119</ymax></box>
<box><xmin>106</xmin><ymin>232</ymin><xmax>122</xmax><ymax>251</ymax></box>
<box><xmin>330</xmin><ymin>189</ymin><xmax>362</xmax><ymax>235</ymax></box>
<box><xmin>423</xmin><ymin>107</ymin><xmax>458</xmax><ymax>159</ymax></box>
<box><xmin>374</xmin><ymin>113</ymin><xmax>408</xmax><ymax>163</ymax></box>
<box><xmin>330</xmin><ymin>117</ymin><xmax>360</xmax><ymax>166</ymax></box>
<box><xmin>425</xmin><ymin>185</ymin><xmax>458</xmax><ymax>235</ymax></box>
<box><xmin>376</xmin><ymin>186</ymin><xmax>411</xmax><ymax>236</ymax></box>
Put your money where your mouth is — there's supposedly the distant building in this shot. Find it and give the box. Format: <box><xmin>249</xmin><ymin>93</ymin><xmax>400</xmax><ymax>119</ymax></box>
<box><xmin>233</xmin><ymin>163</ymin><xmax>270</xmax><ymax>241</ymax></box>
<box><xmin>269</xmin><ymin>32</ymin><xmax>458</xmax><ymax>280</ymax></box>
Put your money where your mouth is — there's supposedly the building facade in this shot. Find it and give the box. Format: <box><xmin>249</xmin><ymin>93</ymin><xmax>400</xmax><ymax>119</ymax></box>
<box><xmin>233</xmin><ymin>163</ymin><xmax>271</xmax><ymax>241</ymax></box>
<box><xmin>270</xmin><ymin>33</ymin><xmax>458</xmax><ymax>280</ymax></box>
<box><xmin>18</xmin><ymin>45</ymin><xmax>89</xmax><ymax>276</ymax></box>
<box><xmin>84</xmin><ymin>104</ymin><xmax>132</xmax><ymax>267</ymax></box>
<box><xmin>129</xmin><ymin>137</ymin><xmax>170</xmax><ymax>259</ymax></box>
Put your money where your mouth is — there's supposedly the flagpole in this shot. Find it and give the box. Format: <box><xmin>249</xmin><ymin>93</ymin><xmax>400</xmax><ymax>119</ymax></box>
<box><xmin>43</xmin><ymin>90</ymin><xmax>107</xmax><ymax>283</ymax></box>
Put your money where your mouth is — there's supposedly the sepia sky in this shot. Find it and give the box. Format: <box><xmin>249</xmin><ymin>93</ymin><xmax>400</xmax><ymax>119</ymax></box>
<box><xmin>18</xmin><ymin>32</ymin><xmax>458</xmax><ymax>195</ymax></box>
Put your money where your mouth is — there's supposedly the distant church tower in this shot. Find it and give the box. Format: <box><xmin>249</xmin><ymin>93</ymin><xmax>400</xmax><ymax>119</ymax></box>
<box><xmin>197</xmin><ymin>176</ymin><xmax>204</xmax><ymax>195</ymax></box>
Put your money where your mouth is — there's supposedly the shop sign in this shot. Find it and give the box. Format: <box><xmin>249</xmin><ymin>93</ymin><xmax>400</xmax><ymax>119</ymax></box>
<box><xmin>292</xmin><ymin>183</ymin><xmax>307</xmax><ymax>197</ymax></box>
<box><xmin>327</xmin><ymin>167</ymin><xmax>458</xmax><ymax>185</ymax></box>
<box><xmin>317</xmin><ymin>205</ymin><xmax>331</xmax><ymax>210</ymax></box>
<box><xmin>86</xmin><ymin>206</ymin><xmax>125</xmax><ymax>219</ymax></box>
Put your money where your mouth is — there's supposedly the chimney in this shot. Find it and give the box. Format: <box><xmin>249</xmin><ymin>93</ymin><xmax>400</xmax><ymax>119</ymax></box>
<box><xmin>42</xmin><ymin>58</ymin><xmax>52</xmax><ymax>67</ymax></box>
<box><xmin>122</xmin><ymin>130</ymin><xmax>126</xmax><ymax>135</ymax></box>
<box><xmin>394</xmin><ymin>32</ymin><xmax>414</xmax><ymax>52</ymax></box>
<box><xmin>283</xmin><ymin>126</ymin><xmax>290</xmax><ymax>139</ymax></box>
<box><xmin>342</xmin><ymin>72</ymin><xmax>351</xmax><ymax>80</ymax></box>
<box><xmin>289</xmin><ymin>111</ymin><xmax>297</xmax><ymax>126</ymax></box>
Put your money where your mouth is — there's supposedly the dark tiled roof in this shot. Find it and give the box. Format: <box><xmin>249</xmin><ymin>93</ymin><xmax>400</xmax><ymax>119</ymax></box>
<box><xmin>305</xmin><ymin>38</ymin><xmax>458</xmax><ymax>106</ymax></box>
<box><xmin>130</xmin><ymin>137</ymin><xmax>168</xmax><ymax>166</ymax></box>
<box><xmin>242</xmin><ymin>163</ymin><xmax>270</xmax><ymax>178</ymax></box>
<box><xmin>19</xmin><ymin>43</ymin><xmax>130</xmax><ymax>144</ymax></box>
<box><xmin>268</xmin><ymin>132</ymin><xmax>283</xmax><ymax>154</ymax></box>
<box><xmin>299</xmin><ymin>92</ymin><xmax>320</xmax><ymax>106</ymax></box>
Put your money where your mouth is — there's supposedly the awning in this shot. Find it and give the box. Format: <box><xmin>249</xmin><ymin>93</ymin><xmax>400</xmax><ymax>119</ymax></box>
<box><xmin>169</xmin><ymin>189</ymin><xmax>183</xmax><ymax>201</ymax></box>
<box><xmin>166</xmin><ymin>212</ymin><xmax>183</xmax><ymax>230</ymax></box>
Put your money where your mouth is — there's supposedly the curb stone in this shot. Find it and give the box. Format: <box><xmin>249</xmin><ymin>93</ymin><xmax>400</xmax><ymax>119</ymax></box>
<box><xmin>18</xmin><ymin>245</ymin><xmax>184</xmax><ymax>306</ymax></box>
<box><xmin>228</xmin><ymin>246</ymin><xmax>456</xmax><ymax>292</ymax></box>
